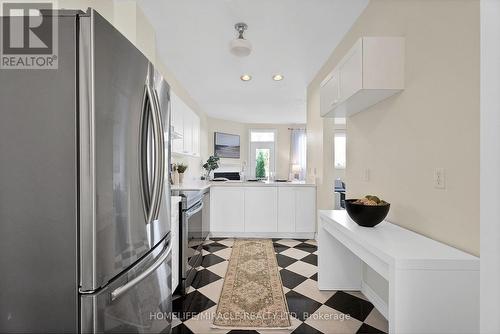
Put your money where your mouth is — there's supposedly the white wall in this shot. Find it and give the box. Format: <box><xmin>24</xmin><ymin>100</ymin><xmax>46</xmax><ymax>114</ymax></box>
<box><xmin>308</xmin><ymin>0</ymin><xmax>479</xmax><ymax>255</ymax></box>
<box><xmin>207</xmin><ymin>117</ymin><xmax>248</xmax><ymax>173</ymax></box>
<box><xmin>480</xmin><ymin>0</ymin><xmax>500</xmax><ymax>332</ymax></box>
<box><xmin>307</xmin><ymin>0</ymin><xmax>479</xmax><ymax>309</ymax></box>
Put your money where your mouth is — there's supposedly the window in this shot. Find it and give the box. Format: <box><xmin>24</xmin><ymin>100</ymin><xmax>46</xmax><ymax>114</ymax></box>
<box><xmin>334</xmin><ymin>131</ymin><xmax>346</xmax><ymax>169</ymax></box>
<box><xmin>249</xmin><ymin>129</ymin><xmax>276</xmax><ymax>179</ymax></box>
<box><xmin>250</xmin><ymin>131</ymin><xmax>275</xmax><ymax>142</ymax></box>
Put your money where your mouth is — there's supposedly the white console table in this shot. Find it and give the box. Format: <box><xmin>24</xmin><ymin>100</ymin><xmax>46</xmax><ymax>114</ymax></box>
<box><xmin>318</xmin><ymin>210</ymin><xmax>479</xmax><ymax>334</ymax></box>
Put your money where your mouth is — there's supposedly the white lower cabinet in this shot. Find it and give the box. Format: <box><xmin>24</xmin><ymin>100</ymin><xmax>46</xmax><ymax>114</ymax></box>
<box><xmin>295</xmin><ymin>187</ymin><xmax>316</xmax><ymax>232</ymax></box>
<box><xmin>277</xmin><ymin>188</ymin><xmax>295</xmax><ymax>232</ymax></box>
<box><xmin>210</xmin><ymin>187</ymin><xmax>244</xmax><ymax>233</ymax></box>
<box><xmin>277</xmin><ymin>187</ymin><xmax>316</xmax><ymax>233</ymax></box>
<box><xmin>244</xmin><ymin>187</ymin><xmax>277</xmax><ymax>232</ymax></box>
<box><xmin>210</xmin><ymin>186</ymin><xmax>316</xmax><ymax>237</ymax></box>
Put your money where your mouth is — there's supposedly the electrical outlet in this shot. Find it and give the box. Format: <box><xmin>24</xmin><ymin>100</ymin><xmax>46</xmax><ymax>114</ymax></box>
<box><xmin>363</xmin><ymin>168</ymin><xmax>370</xmax><ymax>182</ymax></box>
<box><xmin>434</xmin><ymin>168</ymin><xmax>445</xmax><ymax>189</ymax></box>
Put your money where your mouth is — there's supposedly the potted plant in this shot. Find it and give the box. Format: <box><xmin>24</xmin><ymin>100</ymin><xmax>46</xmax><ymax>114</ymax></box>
<box><xmin>176</xmin><ymin>163</ymin><xmax>188</xmax><ymax>184</ymax></box>
<box><xmin>202</xmin><ymin>155</ymin><xmax>220</xmax><ymax>180</ymax></box>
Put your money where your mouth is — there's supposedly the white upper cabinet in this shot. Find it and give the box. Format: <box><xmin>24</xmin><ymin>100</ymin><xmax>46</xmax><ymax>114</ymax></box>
<box><xmin>171</xmin><ymin>93</ymin><xmax>184</xmax><ymax>154</ymax></box>
<box><xmin>321</xmin><ymin>37</ymin><xmax>405</xmax><ymax>117</ymax></box>
<box><xmin>338</xmin><ymin>39</ymin><xmax>363</xmax><ymax>101</ymax></box>
<box><xmin>170</xmin><ymin>91</ymin><xmax>200</xmax><ymax>156</ymax></box>
<box><xmin>182</xmin><ymin>111</ymin><xmax>193</xmax><ymax>155</ymax></box>
<box><xmin>320</xmin><ymin>69</ymin><xmax>340</xmax><ymax>115</ymax></box>
<box><xmin>192</xmin><ymin>116</ymin><xmax>200</xmax><ymax>157</ymax></box>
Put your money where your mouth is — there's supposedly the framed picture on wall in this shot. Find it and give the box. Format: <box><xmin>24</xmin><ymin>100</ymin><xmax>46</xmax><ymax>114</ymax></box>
<box><xmin>214</xmin><ymin>132</ymin><xmax>240</xmax><ymax>158</ymax></box>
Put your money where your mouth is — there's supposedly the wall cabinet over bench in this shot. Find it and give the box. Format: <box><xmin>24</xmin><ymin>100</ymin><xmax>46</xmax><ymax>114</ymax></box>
<box><xmin>320</xmin><ymin>36</ymin><xmax>405</xmax><ymax>117</ymax></box>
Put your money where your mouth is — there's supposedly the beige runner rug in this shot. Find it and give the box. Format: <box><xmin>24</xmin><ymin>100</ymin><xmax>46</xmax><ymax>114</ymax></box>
<box><xmin>213</xmin><ymin>239</ymin><xmax>291</xmax><ymax>330</ymax></box>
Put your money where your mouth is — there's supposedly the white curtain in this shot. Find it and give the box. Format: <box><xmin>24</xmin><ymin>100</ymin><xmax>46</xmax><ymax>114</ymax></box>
<box><xmin>289</xmin><ymin>128</ymin><xmax>307</xmax><ymax>180</ymax></box>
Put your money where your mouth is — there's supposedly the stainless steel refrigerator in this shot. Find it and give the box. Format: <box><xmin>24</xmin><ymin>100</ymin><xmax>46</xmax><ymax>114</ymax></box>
<box><xmin>0</xmin><ymin>9</ymin><xmax>173</xmax><ymax>333</ymax></box>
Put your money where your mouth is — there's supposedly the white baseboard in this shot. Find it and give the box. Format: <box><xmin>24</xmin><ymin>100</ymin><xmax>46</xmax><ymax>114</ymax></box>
<box><xmin>361</xmin><ymin>281</ymin><xmax>388</xmax><ymax>319</ymax></box>
<box><xmin>210</xmin><ymin>232</ymin><xmax>316</xmax><ymax>239</ymax></box>
<box><xmin>318</xmin><ymin>284</ymin><xmax>361</xmax><ymax>291</ymax></box>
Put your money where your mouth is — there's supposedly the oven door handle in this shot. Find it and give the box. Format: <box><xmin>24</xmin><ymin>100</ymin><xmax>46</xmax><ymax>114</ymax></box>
<box><xmin>186</xmin><ymin>201</ymin><xmax>203</xmax><ymax>219</ymax></box>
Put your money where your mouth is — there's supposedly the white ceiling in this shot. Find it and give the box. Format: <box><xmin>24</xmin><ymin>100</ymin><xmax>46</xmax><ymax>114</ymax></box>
<box><xmin>138</xmin><ymin>0</ymin><xmax>368</xmax><ymax>124</ymax></box>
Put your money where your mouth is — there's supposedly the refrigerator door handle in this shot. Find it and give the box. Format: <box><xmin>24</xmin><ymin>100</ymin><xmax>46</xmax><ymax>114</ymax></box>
<box><xmin>151</xmin><ymin>88</ymin><xmax>165</xmax><ymax>220</ymax></box>
<box><xmin>140</xmin><ymin>84</ymin><xmax>161</xmax><ymax>224</ymax></box>
<box><xmin>110</xmin><ymin>240</ymin><xmax>172</xmax><ymax>301</ymax></box>
<box><xmin>140</xmin><ymin>85</ymin><xmax>152</xmax><ymax>222</ymax></box>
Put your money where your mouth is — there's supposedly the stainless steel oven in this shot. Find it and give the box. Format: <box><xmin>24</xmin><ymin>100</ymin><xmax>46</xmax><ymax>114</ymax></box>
<box><xmin>174</xmin><ymin>189</ymin><xmax>209</xmax><ymax>294</ymax></box>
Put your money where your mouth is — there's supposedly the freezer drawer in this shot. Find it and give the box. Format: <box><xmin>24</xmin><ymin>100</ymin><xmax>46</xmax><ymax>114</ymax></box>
<box><xmin>81</xmin><ymin>237</ymin><xmax>172</xmax><ymax>333</ymax></box>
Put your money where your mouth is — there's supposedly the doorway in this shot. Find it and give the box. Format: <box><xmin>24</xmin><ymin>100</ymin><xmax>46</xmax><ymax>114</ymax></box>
<box><xmin>249</xmin><ymin>129</ymin><xmax>276</xmax><ymax>179</ymax></box>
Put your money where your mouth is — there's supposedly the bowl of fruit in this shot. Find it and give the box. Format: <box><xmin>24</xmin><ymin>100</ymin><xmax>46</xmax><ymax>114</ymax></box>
<box><xmin>345</xmin><ymin>195</ymin><xmax>390</xmax><ymax>227</ymax></box>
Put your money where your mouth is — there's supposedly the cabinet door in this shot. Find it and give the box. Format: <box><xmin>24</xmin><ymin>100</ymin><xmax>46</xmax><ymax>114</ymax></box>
<box><xmin>192</xmin><ymin>114</ymin><xmax>200</xmax><ymax>156</ymax></box>
<box><xmin>210</xmin><ymin>187</ymin><xmax>244</xmax><ymax>232</ymax></box>
<box><xmin>278</xmin><ymin>187</ymin><xmax>295</xmax><ymax>232</ymax></box>
<box><xmin>320</xmin><ymin>70</ymin><xmax>340</xmax><ymax>116</ymax></box>
<box><xmin>295</xmin><ymin>187</ymin><xmax>316</xmax><ymax>233</ymax></box>
<box><xmin>339</xmin><ymin>39</ymin><xmax>363</xmax><ymax>101</ymax></box>
<box><xmin>182</xmin><ymin>111</ymin><xmax>193</xmax><ymax>155</ymax></box>
<box><xmin>244</xmin><ymin>187</ymin><xmax>277</xmax><ymax>232</ymax></box>
<box><xmin>171</xmin><ymin>93</ymin><xmax>184</xmax><ymax>154</ymax></box>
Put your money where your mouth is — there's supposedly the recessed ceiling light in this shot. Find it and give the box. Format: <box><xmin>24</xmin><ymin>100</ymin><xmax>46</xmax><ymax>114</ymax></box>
<box><xmin>240</xmin><ymin>74</ymin><xmax>252</xmax><ymax>81</ymax></box>
<box><xmin>272</xmin><ymin>74</ymin><xmax>284</xmax><ymax>81</ymax></box>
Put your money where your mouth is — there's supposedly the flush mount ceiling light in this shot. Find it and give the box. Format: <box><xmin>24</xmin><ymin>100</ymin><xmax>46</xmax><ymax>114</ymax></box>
<box><xmin>240</xmin><ymin>74</ymin><xmax>252</xmax><ymax>81</ymax></box>
<box><xmin>229</xmin><ymin>23</ymin><xmax>252</xmax><ymax>57</ymax></box>
<box><xmin>272</xmin><ymin>74</ymin><xmax>284</xmax><ymax>81</ymax></box>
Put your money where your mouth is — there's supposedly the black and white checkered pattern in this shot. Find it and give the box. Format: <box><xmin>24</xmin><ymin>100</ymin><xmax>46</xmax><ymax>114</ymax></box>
<box><xmin>172</xmin><ymin>238</ymin><xmax>388</xmax><ymax>334</ymax></box>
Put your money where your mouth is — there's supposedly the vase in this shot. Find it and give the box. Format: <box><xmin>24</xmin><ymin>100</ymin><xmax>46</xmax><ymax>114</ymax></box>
<box><xmin>173</xmin><ymin>170</ymin><xmax>179</xmax><ymax>185</ymax></box>
<box><xmin>179</xmin><ymin>173</ymin><xmax>185</xmax><ymax>184</ymax></box>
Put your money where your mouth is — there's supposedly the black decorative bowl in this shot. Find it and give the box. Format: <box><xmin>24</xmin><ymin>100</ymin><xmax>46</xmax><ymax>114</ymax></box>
<box><xmin>345</xmin><ymin>199</ymin><xmax>390</xmax><ymax>227</ymax></box>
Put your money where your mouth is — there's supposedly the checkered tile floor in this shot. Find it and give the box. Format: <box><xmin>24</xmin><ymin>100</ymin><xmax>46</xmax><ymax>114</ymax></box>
<box><xmin>172</xmin><ymin>238</ymin><xmax>388</xmax><ymax>334</ymax></box>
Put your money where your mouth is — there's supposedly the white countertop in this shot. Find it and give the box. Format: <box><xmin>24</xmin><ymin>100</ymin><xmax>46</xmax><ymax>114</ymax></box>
<box><xmin>319</xmin><ymin>210</ymin><xmax>478</xmax><ymax>270</ymax></box>
<box><xmin>171</xmin><ymin>181</ymin><xmax>211</xmax><ymax>191</ymax></box>
<box><xmin>171</xmin><ymin>196</ymin><xmax>182</xmax><ymax>203</ymax></box>
<box><xmin>171</xmin><ymin>180</ymin><xmax>316</xmax><ymax>191</ymax></box>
